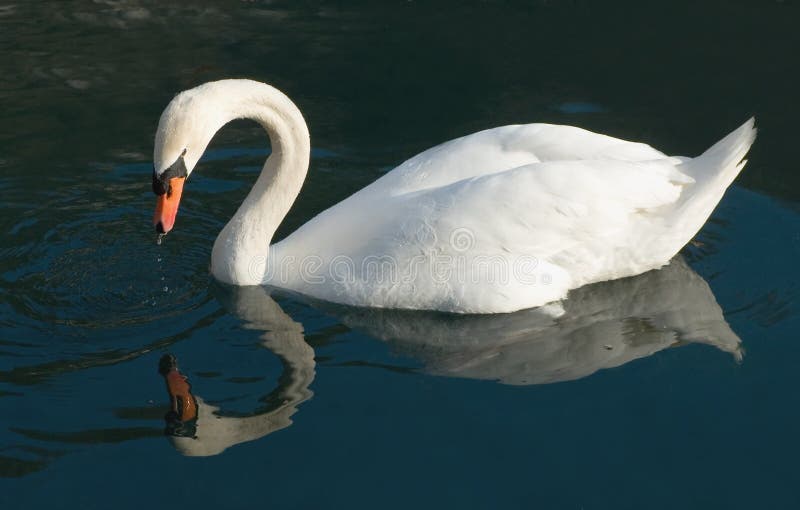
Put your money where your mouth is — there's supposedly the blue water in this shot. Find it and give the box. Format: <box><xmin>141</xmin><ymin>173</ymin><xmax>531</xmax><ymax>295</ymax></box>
<box><xmin>2</xmin><ymin>1</ymin><xmax>799</xmax><ymax>508</ymax></box>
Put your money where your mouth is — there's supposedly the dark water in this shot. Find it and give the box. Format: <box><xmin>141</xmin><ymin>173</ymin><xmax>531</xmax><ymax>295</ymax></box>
<box><xmin>2</xmin><ymin>1</ymin><xmax>800</xmax><ymax>508</ymax></box>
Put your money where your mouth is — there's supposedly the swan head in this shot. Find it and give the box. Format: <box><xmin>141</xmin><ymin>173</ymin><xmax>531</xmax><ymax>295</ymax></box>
<box><xmin>152</xmin><ymin>84</ymin><xmax>226</xmax><ymax>234</ymax></box>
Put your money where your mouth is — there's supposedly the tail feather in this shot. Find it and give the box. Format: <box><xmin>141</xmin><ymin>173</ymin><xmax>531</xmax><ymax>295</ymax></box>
<box><xmin>665</xmin><ymin>118</ymin><xmax>757</xmax><ymax>252</ymax></box>
<box><xmin>679</xmin><ymin>117</ymin><xmax>757</xmax><ymax>187</ymax></box>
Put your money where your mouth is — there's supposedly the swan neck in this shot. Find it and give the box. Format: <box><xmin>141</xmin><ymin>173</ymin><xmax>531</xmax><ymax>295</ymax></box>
<box><xmin>211</xmin><ymin>83</ymin><xmax>310</xmax><ymax>285</ymax></box>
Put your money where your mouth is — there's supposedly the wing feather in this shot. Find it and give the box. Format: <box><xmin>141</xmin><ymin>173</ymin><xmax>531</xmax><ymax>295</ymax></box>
<box><xmin>363</xmin><ymin>124</ymin><xmax>671</xmax><ymax>197</ymax></box>
<box><xmin>418</xmin><ymin>158</ymin><xmax>693</xmax><ymax>285</ymax></box>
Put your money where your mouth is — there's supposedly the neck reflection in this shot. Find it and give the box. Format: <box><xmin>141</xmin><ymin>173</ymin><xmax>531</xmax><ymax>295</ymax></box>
<box><xmin>163</xmin><ymin>286</ymin><xmax>314</xmax><ymax>457</ymax></box>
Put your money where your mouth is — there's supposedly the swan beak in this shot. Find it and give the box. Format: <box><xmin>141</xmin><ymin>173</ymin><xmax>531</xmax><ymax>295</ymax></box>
<box><xmin>154</xmin><ymin>177</ymin><xmax>186</xmax><ymax>234</ymax></box>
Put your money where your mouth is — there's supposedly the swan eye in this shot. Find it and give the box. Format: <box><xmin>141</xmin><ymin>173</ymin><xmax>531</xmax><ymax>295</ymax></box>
<box><xmin>152</xmin><ymin>156</ymin><xmax>189</xmax><ymax>196</ymax></box>
<box><xmin>152</xmin><ymin>168</ymin><xmax>167</xmax><ymax>196</ymax></box>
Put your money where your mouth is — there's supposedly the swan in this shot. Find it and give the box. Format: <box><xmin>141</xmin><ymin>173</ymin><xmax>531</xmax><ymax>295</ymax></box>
<box><xmin>152</xmin><ymin>79</ymin><xmax>756</xmax><ymax>313</ymax></box>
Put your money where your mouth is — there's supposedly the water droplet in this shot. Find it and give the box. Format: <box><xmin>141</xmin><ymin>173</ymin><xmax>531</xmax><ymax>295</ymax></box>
<box><xmin>156</xmin><ymin>233</ymin><xmax>166</xmax><ymax>246</ymax></box>
<box><xmin>163</xmin><ymin>286</ymin><xmax>168</xmax><ymax>292</ymax></box>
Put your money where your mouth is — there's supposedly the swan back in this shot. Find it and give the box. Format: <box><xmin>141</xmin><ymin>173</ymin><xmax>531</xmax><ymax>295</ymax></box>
<box><xmin>270</xmin><ymin>120</ymin><xmax>754</xmax><ymax>313</ymax></box>
<box><xmin>356</xmin><ymin>123</ymin><xmax>673</xmax><ymax>199</ymax></box>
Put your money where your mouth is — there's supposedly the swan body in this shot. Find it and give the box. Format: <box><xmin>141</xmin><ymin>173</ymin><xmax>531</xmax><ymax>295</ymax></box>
<box><xmin>153</xmin><ymin>79</ymin><xmax>755</xmax><ymax>314</ymax></box>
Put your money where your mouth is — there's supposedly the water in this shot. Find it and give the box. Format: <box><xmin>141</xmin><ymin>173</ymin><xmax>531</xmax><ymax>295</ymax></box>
<box><xmin>1</xmin><ymin>1</ymin><xmax>799</xmax><ymax>508</ymax></box>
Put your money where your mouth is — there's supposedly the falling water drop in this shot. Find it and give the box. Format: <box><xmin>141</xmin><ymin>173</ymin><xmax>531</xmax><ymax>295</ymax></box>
<box><xmin>153</xmin><ymin>233</ymin><xmax>168</xmax><ymax>306</ymax></box>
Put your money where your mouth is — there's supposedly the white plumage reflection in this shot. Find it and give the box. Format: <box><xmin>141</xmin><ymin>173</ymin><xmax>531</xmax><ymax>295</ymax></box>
<box><xmin>168</xmin><ymin>256</ymin><xmax>738</xmax><ymax>456</ymax></box>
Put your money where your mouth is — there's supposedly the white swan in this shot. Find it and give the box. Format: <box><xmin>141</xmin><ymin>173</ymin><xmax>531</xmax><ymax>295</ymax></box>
<box><xmin>152</xmin><ymin>79</ymin><xmax>755</xmax><ymax>313</ymax></box>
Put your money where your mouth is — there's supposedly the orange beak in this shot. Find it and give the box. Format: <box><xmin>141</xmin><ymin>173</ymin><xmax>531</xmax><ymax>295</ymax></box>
<box><xmin>164</xmin><ymin>368</ymin><xmax>198</xmax><ymax>422</ymax></box>
<box><xmin>154</xmin><ymin>177</ymin><xmax>185</xmax><ymax>234</ymax></box>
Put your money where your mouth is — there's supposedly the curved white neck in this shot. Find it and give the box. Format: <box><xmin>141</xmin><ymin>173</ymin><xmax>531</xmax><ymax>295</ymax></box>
<box><xmin>207</xmin><ymin>81</ymin><xmax>311</xmax><ymax>285</ymax></box>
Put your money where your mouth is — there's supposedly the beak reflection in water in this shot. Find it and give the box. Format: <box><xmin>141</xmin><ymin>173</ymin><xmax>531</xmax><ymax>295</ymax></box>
<box><xmin>158</xmin><ymin>354</ymin><xmax>198</xmax><ymax>438</ymax></box>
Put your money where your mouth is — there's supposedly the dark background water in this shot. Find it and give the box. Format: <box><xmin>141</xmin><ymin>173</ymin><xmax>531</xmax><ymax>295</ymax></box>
<box><xmin>2</xmin><ymin>1</ymin><xmax>799</xmax><ymax>508</ymax></box>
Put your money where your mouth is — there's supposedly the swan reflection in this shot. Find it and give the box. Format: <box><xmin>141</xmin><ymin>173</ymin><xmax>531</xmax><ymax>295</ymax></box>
<box><xmin>163</xmin><ymin>287</ymin><xmax>314</xmax><ymax>457</ymax></box>
<box><xmin>164</xmin><ymin>257</ymin><xmax>739</xmax><ymax>455</ymax></box>
<box><xmin>333</xmin><ymin>257</ymin><xmax>741</xmax><ymax>385</ymax></box>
